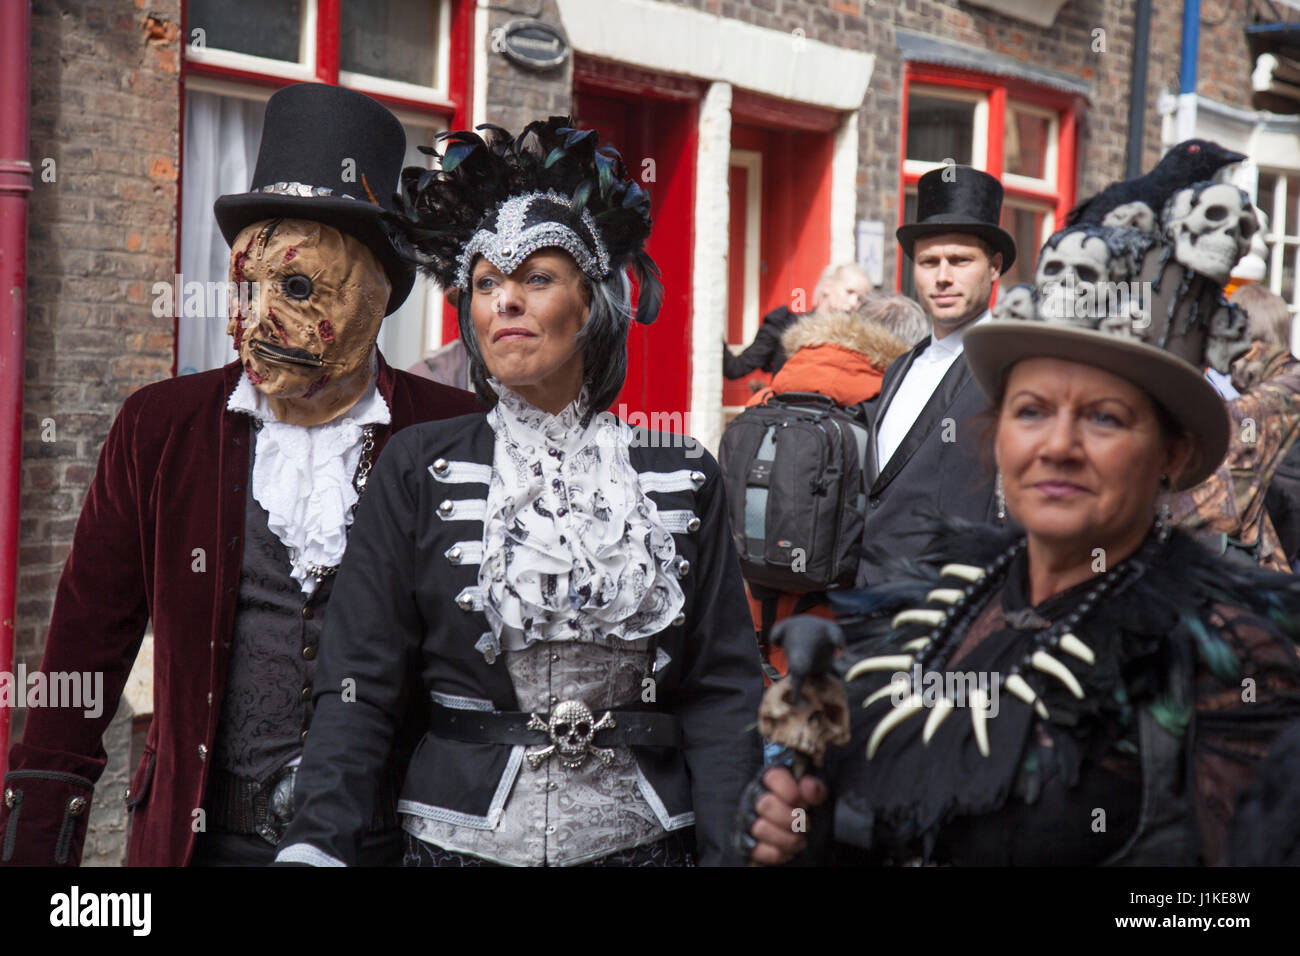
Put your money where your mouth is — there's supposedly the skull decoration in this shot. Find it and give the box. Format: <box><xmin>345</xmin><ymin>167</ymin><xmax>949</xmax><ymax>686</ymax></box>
<box><xmin>757</xmin><ymin>674</ymin><xmax>851</xmax><ymax>766</ymax></box>
<box><xmin>1228</xmin><ymin>204</ymin><xmax>1270</xmax><ymax>284</ymax></box>
<box><xmin>1162</xmin><ymin>182</ymin><xmax>1257</xmax><ymax>284</ymax></box>
<box><xmin>1101</xmin><ymin>200</ymin><xmax>1158</xmax><ymax>233</ymax></box>
<box><xmin>525</xmin><ymin>699</ymin><xmax>616</xmax><ymax>770</ymax></box>
<box><xmin>1034</xmin><ymin>227</ymin><xmax>1114</xmax><ymax>325</ymax></box>
<box><xmin>991</xmin><ymin>283</ymin><xmax>1036</xmax><ymax>323</ymax></box>
<box><xmin>1204</xmin><ymin>302</ymin><xmax>1251</xmax><ymax>374</ymax></box>
<box><xmin>1095</xmin><ymin>295</ymin><xmax>1146</xmax><ymax>339</ymax></box>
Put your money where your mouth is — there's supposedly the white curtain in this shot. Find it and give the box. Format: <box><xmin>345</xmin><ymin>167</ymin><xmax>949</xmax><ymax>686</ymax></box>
<box><xmin>179</xmin><ymin>89</ymin><xmax>265</xmax><ymax>375</ymax></box>
<box><xmin>377</xmin><ymin>127</ymin><xmax>443</xmax><ymax>373</ymax></box>
<box><xmin>178</xmin><ymin>87</ymin><xmax>442</xmax><ymax>376</ymax></box>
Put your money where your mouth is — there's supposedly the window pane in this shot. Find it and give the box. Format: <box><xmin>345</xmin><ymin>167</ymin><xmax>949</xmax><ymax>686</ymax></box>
<box><xmin>1000</xmin><ymin>204</ymin><xmax>1050</xmax><ymax>288</ymax></box>
<box><xmin>1004</xmin><ymin>107</ymin><xmax>1049</xmax><ymax>179</ymax></box>
<box><xmin>1284</xmin><ymin>244</ymin><xmax>1297</xmax><ymax>305</ymax></box>
<box><xmin>1288</xmin><ymin>175</ymin><xmax>1300</xmax><ymax>238</ymax></box>
<box><xmin>900</xmin><ymin>190</ymin><xmax>918</xmax><ymax>300</ymax></box>
<box><xmin>342</xmin><ymin>0</ymin><xmax>441</xmax><ymax>87</ymax></box>
<box><xmin>906</xmin><ymin>95</ymin><xmax>975</xmax><ymax>166</ymax></box>
<box><xmin>188</xmin><ymin>0</ymin><xmax>303</xmax><ymax>63</ymax></box>
<box><xmin>1258</xmin><ymin>172</ymin><xmax>1277</xmax><ymax>236</ymax></box>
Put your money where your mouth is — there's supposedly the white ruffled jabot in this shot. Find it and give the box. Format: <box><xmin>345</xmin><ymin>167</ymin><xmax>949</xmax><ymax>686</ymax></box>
<box><xmin>476</xmin><ymin>382</ymin><xmax>686</xmax><ymax>659</ymax></box>
<box><xmin>226</xmin><ymin>365</ymin><xmax>391</xmax><ymax>596</ymax></box>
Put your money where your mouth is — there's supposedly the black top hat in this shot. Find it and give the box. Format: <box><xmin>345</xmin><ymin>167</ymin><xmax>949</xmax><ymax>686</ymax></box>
<box><xmin>896</xmin><ymin>165</ymin><xmax>1017</xmax><ymax>271</ymax></box>
<box><xmin>213</xmin><ymin>83</ymin><xmax>415</xmax><ymax>315</ymax></box>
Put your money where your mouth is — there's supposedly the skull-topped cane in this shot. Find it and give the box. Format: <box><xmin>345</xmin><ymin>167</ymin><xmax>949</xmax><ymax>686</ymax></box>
<box><xmin>737</xmin><ymin>615</ymin><xmax>851</xmax><ymax>866</ymax></box>
<box><xmin>759</xmin><ymin>616</ymin><xmax>851</xmax><ymax>779</ymax></box>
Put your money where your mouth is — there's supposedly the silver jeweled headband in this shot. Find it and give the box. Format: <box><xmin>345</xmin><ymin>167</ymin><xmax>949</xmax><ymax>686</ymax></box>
<box><xmin>454</xmin><ymin>190</ymin><xmax>612</xmax><ymax>290</ymax></box>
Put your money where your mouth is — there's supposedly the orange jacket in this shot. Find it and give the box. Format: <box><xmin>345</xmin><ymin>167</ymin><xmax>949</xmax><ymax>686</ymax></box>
<box><xmin>746</xmin><ymin>312</ymin><xmax>906</xmax><ymax>408</ymax></box>
<box><xmin>750</xmin><ymin>345</ymin><xmax>884</xmax><ymax>407</ymax></box>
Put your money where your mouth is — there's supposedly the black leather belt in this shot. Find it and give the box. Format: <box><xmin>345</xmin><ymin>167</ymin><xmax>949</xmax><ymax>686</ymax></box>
<box><xmin>430</xmin><ymin>701</ymin><xmax>682</xmax><ymax>748</ymax></box>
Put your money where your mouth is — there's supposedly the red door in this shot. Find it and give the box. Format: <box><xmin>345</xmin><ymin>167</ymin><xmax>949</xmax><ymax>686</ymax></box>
<box><xmin>733</xmin><ymin>122</ymin><xmax>833</xmax><ymax>329</ymax></box>
<box><xmin>723</xmin><ymin>122</ymin><xmax>833</xmax><ymax>413</ymax></box>
<box><xmin>573</xmin><ymin>90</ymin><xmax>697</xmax><ymax>419</ymax></box>
<box><xmin>723</xmin><ymin>155</ymin><xmax>765</xmax><ymax>412</ymax></box>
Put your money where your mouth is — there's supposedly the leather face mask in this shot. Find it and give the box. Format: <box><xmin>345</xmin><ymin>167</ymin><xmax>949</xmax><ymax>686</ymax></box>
<box><xmin>226</xmin><ymin>218</ymin><xmax>391</xmax><ymax>399</ymax></box>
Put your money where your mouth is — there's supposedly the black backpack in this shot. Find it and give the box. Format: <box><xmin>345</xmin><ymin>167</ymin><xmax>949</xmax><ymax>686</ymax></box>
<box><xmin>718</xmin><ymin>392</ymin><xmax>870</xmax><ymax>593</ymax></box>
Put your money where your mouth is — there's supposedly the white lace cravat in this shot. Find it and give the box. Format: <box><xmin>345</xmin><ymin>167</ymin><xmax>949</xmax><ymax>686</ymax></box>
<box><xmin>226</xmin><ymin>366</ymin><xmax>391</xmax><ymax>596</ymax></box>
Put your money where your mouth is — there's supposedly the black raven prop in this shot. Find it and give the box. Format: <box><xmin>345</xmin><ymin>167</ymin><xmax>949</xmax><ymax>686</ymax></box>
<box><xmin>1066</xmin><ymin>139</ymin><xmax>1245</xmax><ymax>226</ymax></box>
<box><xmin>771</xmin><ymin>615</ymin><xmax>845</xmax><ymax>706</ymax></box>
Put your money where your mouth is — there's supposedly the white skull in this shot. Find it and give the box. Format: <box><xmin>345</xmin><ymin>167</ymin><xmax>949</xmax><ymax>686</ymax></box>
<box><xmin>992</xmin><ymin>283</ymin><xmax>1035</xmax><ymax>322</ymax></box>
<box><xmin>1230</xmin><ymin>205</ymin><xmax>1270</xmax><ymax>283</ymax></box>
<box><xmin>757</xmin><ymin>675</ymin><xmax>851</xmax><ymax>765</ymax></box>
<box><xmin>1162</xmin><ymin>182</ymin><xmax>1256</xmax><ymax>284</ymax></box>
<box><xmin>549</xmin><ymin>700</ymin><xmax>596</xmax><ymax>766</ymax></box>
<box><xmin>1095</xmin><ymin>296</ymin><xmax>1145</xmax><ymax>339</ymax></box>
<box><xmin>1035</xmin><ymin>229</ymin><xmax>1114</xmax><ymax>325</ymax></box>
<box><xmin>1102</xmin><ymin>200</ymin><xmax>1157</xmax><ymax>233</ymax></box>
<box><xmin>1205</xmin><ymin>303</ymin><xmax>1250</xmax><ymax>374</ymax></box>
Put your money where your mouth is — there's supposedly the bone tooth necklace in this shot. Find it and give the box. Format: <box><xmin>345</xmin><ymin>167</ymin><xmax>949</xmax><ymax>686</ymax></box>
<box><xmin>847</xmin><ymin>527</ymin><xmax>1157</xmax><ymax>759</ymax></box>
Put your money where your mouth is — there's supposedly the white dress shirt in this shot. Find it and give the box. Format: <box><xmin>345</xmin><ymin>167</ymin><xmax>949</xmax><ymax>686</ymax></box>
<box><xmin>875</xmin><ymin>310</ymin><xmax>991</xmax><ymax>470</ymax></box>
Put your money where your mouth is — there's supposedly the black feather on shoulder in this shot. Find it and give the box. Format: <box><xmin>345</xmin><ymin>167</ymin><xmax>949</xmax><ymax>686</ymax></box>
<box><xmin>829</xmin><ymin>512</ymin><xmax>1021</xmax><ymax>647</ymax></box>
<box><xmin>1223</xmin><ymin>719</ymin><xmax>1300</xmax><ymax>865</ymax></box>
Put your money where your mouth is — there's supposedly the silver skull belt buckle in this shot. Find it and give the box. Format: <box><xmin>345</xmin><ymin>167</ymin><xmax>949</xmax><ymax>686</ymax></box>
<box><xmin>525</xmin><ymin>699</ymin><xmax>616</xmax><ymax>770</ymax></box>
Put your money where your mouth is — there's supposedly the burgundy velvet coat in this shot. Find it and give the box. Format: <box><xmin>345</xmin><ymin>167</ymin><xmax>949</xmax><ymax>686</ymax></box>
<box><xmin>0</xmin><ymin>354</ymin><xmax>480</xmax><ymax>866</ymax></box>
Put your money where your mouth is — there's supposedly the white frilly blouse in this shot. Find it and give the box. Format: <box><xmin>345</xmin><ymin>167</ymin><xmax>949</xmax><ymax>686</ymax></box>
<box><xmin>474</xmin><ymin>381</ymin><xmax>686</xmax><ymax>661</ymax></box>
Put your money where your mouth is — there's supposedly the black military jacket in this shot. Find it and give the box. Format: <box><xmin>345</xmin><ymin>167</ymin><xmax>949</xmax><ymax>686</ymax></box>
<box><xmin>278</xmin><ymin>412</ymin><xmax>764</xmax><ymax>866</ymax></box>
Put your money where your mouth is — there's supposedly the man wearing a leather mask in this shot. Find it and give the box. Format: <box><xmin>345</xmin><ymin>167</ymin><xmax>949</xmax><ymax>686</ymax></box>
<box><xmin>0</xmin><ymin>84</ymin><xmax>479</xmax><ymax>867</ymax></box>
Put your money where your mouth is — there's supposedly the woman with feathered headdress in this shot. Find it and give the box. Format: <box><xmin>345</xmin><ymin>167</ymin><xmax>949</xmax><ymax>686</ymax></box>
<box><xmin>273</xmin><ymin>118</ymin><xmax>763</xmax><ymax>868</ymax></box>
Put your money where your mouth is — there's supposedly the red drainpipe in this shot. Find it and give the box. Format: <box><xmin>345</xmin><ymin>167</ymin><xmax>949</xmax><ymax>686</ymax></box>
<box><xmin>0</xmin><ymin>0</ymin><xmax>32</xmax><ymax>779</ymax></box>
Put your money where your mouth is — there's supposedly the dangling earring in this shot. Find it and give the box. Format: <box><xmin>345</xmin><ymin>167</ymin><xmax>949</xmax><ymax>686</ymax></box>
<box><xmin>1154</xmin><ymin>473</ymin><xmax>1172</xmax><ymax>543</ymax></box>
<box><xmin>995</xmin><ymin>471</ymin><xmax>1006</xmax><ymax>524</ymax></box>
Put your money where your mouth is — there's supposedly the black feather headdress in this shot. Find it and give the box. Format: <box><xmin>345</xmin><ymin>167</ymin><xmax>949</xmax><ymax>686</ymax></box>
<box><xmin>387</xmin><ymin>116</ymin><xmax>663</xmax><ymax>325</ymax></box>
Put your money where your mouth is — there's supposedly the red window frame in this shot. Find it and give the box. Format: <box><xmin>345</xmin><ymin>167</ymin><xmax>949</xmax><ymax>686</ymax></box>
<box><xmin>179</xmin><ymin>0</ymin><xmax>474</xmax><ymax>126</ymax></box>
<box><xmin>174</xmin><ymin>1</ymin><xmax>475</xmax><ymax>372</ymax></box>
<box><xmin>896</xmin><ymin>61</ymin><xmax>1083</xmax><ymax>291</ymax></box>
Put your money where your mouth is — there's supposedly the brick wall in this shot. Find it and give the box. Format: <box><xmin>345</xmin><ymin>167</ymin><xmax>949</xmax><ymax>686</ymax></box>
<box><xmin>1196</xmin><ymin>0</ymin><xmax>1260</xmax><ymax>113</ymax></box>
<box><xmin>18</xmin><ymin>0</ymin><xmax>180</xmax><ymax>865</ymax></box>
<box><xmin>1145</xmin><ymin>2</ymin><xmax>1291</xmax><ymax>162</ymax></box>
<box><xmin>484</xmin><ymin>0</ymin><xmax>574</xmax><ymax>131</ymax></box>
<box><xmin>1143</xmin><ymin>2</ymin><xmax>1183</xmax><ymax>171</ymax></box>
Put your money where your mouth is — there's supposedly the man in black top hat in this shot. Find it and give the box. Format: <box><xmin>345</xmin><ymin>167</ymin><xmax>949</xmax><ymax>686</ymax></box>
<box><xmin>857</xmin><ymin>165</ymin><xmax>1017</xmax><ymax>585</ymax></box>
<box><xmin>0</xmin><ymin>84</ymin><xmax>480</xmax><ymax>868</ymax></box>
